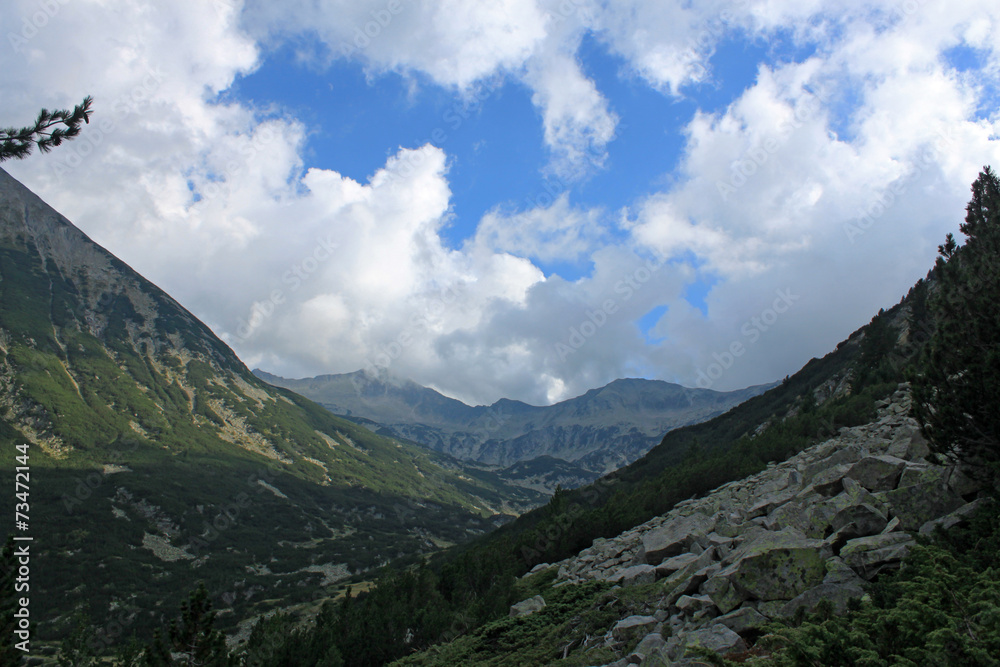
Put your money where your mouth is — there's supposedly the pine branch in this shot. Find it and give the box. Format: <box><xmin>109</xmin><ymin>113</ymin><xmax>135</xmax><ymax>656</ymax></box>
<box><xmin>0</xmin><ymin>95</ymin><xmax>93</xmax><ymax>162</ymax></box>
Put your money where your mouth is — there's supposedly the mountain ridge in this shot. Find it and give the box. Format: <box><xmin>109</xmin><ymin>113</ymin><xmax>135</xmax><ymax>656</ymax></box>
<box><xmin>253</xmin><ymin>368</ymin><xmax>776</xmax><ymax>479</ymax></box>
<box><xmin>0</xmin><ymin>167</ymin><xmax>543</xmax><ymax>643</ymax></box>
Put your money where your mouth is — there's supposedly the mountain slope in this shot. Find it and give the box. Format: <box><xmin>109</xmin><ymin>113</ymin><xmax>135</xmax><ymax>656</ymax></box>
<box><xmin>253</xmin><ymin>369</ymin><xmax>774</xmax><ymax>477</ymax></box>
<box><xmin>0</xmin><ymin>167</ymin><xmax>542</xmax><ymax>643</ymax></box>
<box><xmin>229</xmin><ymin>273</ymin><xmax>932</xmax><ymax>666</ymax></box>
<box><xmin>396</xmin><ymin>386</ymin><xmax>991</xmax><ymax>666</ymax></box>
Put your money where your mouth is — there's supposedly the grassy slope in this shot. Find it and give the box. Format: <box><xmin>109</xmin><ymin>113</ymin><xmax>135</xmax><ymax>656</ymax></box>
<box><xmin>0</xmin><ymin>203</ymin><xmax>541</xmax><ymax>645</ymax></box>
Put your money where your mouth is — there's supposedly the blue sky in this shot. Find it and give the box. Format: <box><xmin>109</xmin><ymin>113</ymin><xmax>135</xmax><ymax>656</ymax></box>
<box><xmin>3</xmin><ymin>0</ymin><xmax>1000</xmax><ymax>405</ymax></box>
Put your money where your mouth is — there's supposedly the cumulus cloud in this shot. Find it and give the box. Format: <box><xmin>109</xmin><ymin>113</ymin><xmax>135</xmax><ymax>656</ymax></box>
<box><xmin>2</xmin><ymin>0</ymin><xmax>1000</xmax><ymax>406</ymax></box>
<box><xmin>524</xmin><ymin>47</ymin><xmax>620</xmax><ymax>179</ymax></box>
<box><xmin>474</xmin><ymin>192</ymin><xmax>607</xmax><ymax>264</ymax></box>
<box><xmin>624</xmin><ymin>0</ymin><xmax>1000</xmax><ymax>390</ymax></box>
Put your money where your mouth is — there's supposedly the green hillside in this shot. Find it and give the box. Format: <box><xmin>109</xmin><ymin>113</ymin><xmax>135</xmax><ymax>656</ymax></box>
<box><xmin>207</xmin><ymin>164</ymin><xmax>1000</xmax><ymax>667</ymax></box>
<box><xmin>0</xmin><ymin>167</ymin><xmax>542</xmax><ymax>648</ymax></box>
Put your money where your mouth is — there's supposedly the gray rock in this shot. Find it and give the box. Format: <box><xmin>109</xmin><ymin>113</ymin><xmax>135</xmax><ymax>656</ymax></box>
<box><xmin>675</xmin><ymin>594</ymin><xmax>716</xmax><ymax>615</ymax></box>
<box><xmin>823</xmin><ymin>556</ymin><xmax>866</xmax><ymax>586</ymax></box>
<box><xmin>898</xmin><ymin>464</ymin><xmax>947</xmax><ymax>489</ymax></box>
<box><xmin>721</xmin><ymin>528</ymin><xmax>830</xmax><ymax>601</ymax></box>
<box><xmin>684</xmin><ymin>623</ymin><xmax>748</xmax><ymax>655</ymax></box>
<box><xmin>630</xmin><ymin>632</ymin><xmax>667</xmax><ymax>661</ymax></box>
<box><xmin>747</xmin><ymin>487</ymin><xmax>799</xmax><ymax>519</ymax></box>
<box><xmin>612</xmin><ymin>615</ymin><xmax>659</xmax><ymax>640</ymax></box>
<box><xmin>778</xmin><ymin>580</ymin><xmax>866</xmax><ymax>617</ymax></box>
<box><xmin>947</xmin><ymin>467</ymin><xmax>983</xmax><ymax>497</ymax></box>
<box><xmin>802</xmin><ymin>448</ymin><xmax>861</xmax><ymax>485</ymax></box>
<box><xmin>881</xmin><ymin>516</ymin><xmax>901</xmax><ymax>533</ymax></box>
<box><xmin>766</xmin><ymin>498</ymin><xmax>830</xmax><ymax>538</ymax></box>
<box><xmin>829</xmin><ymin>503</ymin><xmax>889</xmax><ymax>539</ymax></box>
<box><xmin>840</xmin><ymin>532</ymin><xmax>914</xmax><ymax>579</ymax></box>
<box><xmin>656</xmin><ymin>546</ymin><xmax>718</xmax><ymax>600</ymax></box>
<box><xmin>509</xmin><ymin>595</ymin><xmax>546</xmax><ymax>617</ymax></box>
<box><xmin>886</xmin><ymin>477</ymin><xmax>964</xmax><ymax>531</ymax></box>
<box><xmin>846</xmin><ymin>455</ymin><xmax>908</xmax><ymax>491</ymax></box>
<box><xmin>655</xmin><ymin>552</ymin><xmax>700</xmax><ymax>574</ymax></box>
<box><xmin>756</xmin><ymin>600</ymin><xmax>788</xmax><ymax>618</ymax></box>
<box><xmin>886</xmin><ymin>427</ymin><xmax>930</xmax><ymax>460</ymax></box>
<box><xmin>919</xmin><ymin>498</ymin><xmax>985</xmax><ymax>536</ymax></box>
<box><xmin>706</xmin><ymin>532</ymin><xmax>736</xmax><ymax>558</ymax></box>
<box><xmin>701</xmin><ymin>573</ymin><xmax>744</xmax><ymax>614</ymax></box>
<box><xmin>642</xmin><ymin>513</ymin><xmax>716</xmax><ymax>564</ymax></box>
<box><xmin>609</xmin><ymin>564</ymin><xmax>657</xmax><ymax>587</ymax></box>
<box><xmin>715</xmin><ymin>606</ymin><xmax>769</xmax><ymax>633</ymax></box>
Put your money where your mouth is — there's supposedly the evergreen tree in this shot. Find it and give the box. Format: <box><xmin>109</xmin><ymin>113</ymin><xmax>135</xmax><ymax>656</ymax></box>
<box><xmin>143</xmin><ymin>583</ymin><xmax>231</xmax><ymax>667</ymax></box>
<box><xmin>0</xmin><ymin>96</ymin><xmax>93</xmax><ymax>162</ymax></box>
<box><xmin>56</xmin><ymin>616</ymin><xmax>99</xmax><ymax>666</ymax></box>
<box><xmin>912</xmin><ymin>166</ymin><xmax>1000</xmax><ymax>480</ymax></box>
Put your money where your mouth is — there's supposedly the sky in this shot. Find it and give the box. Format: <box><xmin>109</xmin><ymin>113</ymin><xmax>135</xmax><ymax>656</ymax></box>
<box><xmin>2</xmin><ymin>0</ymin><xmax>1000</xmax><ymax>407</ymax></box>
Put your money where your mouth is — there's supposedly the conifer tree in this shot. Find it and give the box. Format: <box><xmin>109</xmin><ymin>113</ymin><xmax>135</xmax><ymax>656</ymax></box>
<box><xmin>912</xmin><ymin>166</ymin><xmax>1000</xmax><ymax>480</ymax></box>
<box><xmin>0</xmin><ymin>96</ymin><xmax>93</xmax><ymax>162</ymax></box>
<box><xmin>143</xmin><ymin>583</ymin><xmax>231</xmax><ymax>667</ymax></box>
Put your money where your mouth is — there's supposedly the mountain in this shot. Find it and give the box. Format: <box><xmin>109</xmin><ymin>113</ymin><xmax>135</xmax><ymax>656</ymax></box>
<box><xmin>0</xmin><ymin>167</ymin><xmax>543</xmax><ymax>644</ymax></box>
<box><xmin>253</xmin><ymin>370</ymin><xmax>775</xmax><ymax>482</ymax></box>
<box><xmin>235</xmin><ymin>271</ymin><xmax>946</xmax><ymax>666</ymax></box>
<box><xmin>397</xmin><ymin>385</ymin><xmax>991</xmax><ymax>666</ymax></box>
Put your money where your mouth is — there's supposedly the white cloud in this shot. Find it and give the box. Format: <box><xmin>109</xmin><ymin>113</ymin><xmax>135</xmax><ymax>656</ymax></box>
<box><xmin>474</xmin><ymin>192</ymin><xmax>607</xmax><ymax>264</ymax></box>
<box><xmin>2</xmin><ymin>0</ymin><xmax>1000</xmax><ymax>406</ymax></box>
<box><xmin>524</xmin><ymin>47</ymin><xmax>619</xmax><ymax>178</ymax></box>
<box><xmin>622</xmin><ymin>0</ymin><xmax>1000</xmax><ymax>390</ymax></box>
<box><xmin>244</xmin><ymin>0</ymin><xmax>548</xmax><ymax>89</ymax></box>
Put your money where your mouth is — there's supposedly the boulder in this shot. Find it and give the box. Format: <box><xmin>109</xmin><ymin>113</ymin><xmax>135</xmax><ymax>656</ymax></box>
<box><xmin>509</xmin><ymin>595</ymin><xmax>546</xmax><ymax>617</ymax></box>
<box><xmin>810</xmin><ymin>464</ymin><xmax>855</xmax><ymax>496</ymax></box>
<box><xmin>823</xmin><ymin>556</ymin><xmax>866</xmax><ymax>586</ymax></box>
<box><xmin>829</xmin><ymin>503</ymin><xmax>889</xmax><ymax>539</ymax></box>
<box><xmin>673</xmin><ymin>563</ymin><xmax>721</xmax><ymax>603</ymax></box>
<box><xmin>846</xmin><ymin>455</ymin><xmax>908</xmax><ymax>491</ymax></box>
<box><xmin>658</xmin><ymin>547</ymin><xmax>718</xmax><ymax>598</ymax></box>
<box><xmin>675</xmin><ymin>594</ymin><xmax>716</xmax><ymax>616</ymax></box>
<box><xmin>919</xmin><ymin>499</ymin><xmax>985</xmax><ymax>536</ymax></box>
<box><xmin>641</xmin><ymin>513</ymin><xmax>716</xmax><ymax>564</ymax></box>
<box><xmin>722</xmin><ymin>529</ymin><xmax>830</xmax><ymax>601</ymax></box>
<box><xmin>886</xmin><ymin>427</ymin><xmax>930</xmax><ymax>461</ymax></box>
<box><xmin>766</xmin><ymin>498</ymin><xmax>832</xmax><ymax>538</ymax></box>
<box><xmin>701</xmin><ymin>573</ymin><xmax>744</xmax><ymax>615</ymax></box>
<box><xmin>746</xmin><ymin>469</ymin><xmax>802</xmax><ymax>518</ymax></box>
<box><xmin>881</xmin><ymin>516</ymin><xmax>901</xmax><ymax>533</ymax></box>
<box><xmin>609</xmin><ymin>564</ymin><xmax>657</xmax><ymax>587</ymax></box>
<box><xmin>655</xmin><ymin>552</ymin><xmax>700</xmax><ymax>575</ymax></box>
<box><xmin>629</xmin><ymin>632</ymin><xmax>667</xmax><ymax>663</ymax></box>
<box><xmin>706</xmin><ymin>532</ymin><xmax>736</xmax><ymax>558</ymax></box>
<box><xmin>886</xmin><ymin>477</ymin><xmax>964</xmax><ymax>531</ymax></box>
<box><xmin>612</xmin><ymin>615</ymin><xmax>658</xmax><ymax>641</ymax></box>
<box><xmin>715</xmin><ymin>606</ymin><xmax>769</xmax><ymax>633</ymax></box>
<box><xmin>747</xmin><ymin>482</ymin><xmax>801</xmax><ymax>518</ymax></box>
<box><xmin>840</xmin><ymin>532</ymin><xmax>913</xmax><ymax>579</ymax></box>
<box><xmin>897</xmin><ymin>464</ymin><xmax>947</xmax><ymax>489</ymax></box>
<box><xmin>778</xmin><ymin>579</ymin><xmax>866</xmax><ymax>618</ymax></box>
<box><xmin>802</xmin><ymin>447</ymin><xmax>862</xmax><ymax>484</ymax></box>
<box><xmin>947</xmin><ymin>467</ymin><xmax>983</xmax><ymax>498</ymax></box>
<box><xmin>684</xmin><ymin>623</ymin><xmax>748</xmax><ymax>655</ymax></box>
<box><xmin>756</xmin><ymin>600</ymin><xmax>789</xmax><ymax>619</ymax></box>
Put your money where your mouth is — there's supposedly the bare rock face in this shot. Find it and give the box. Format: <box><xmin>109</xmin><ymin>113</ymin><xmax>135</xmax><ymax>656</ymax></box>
<box><xmin>546</xmin><ymin>385</ymin><xmax>988</xmax><ymax>666</ymax></box>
